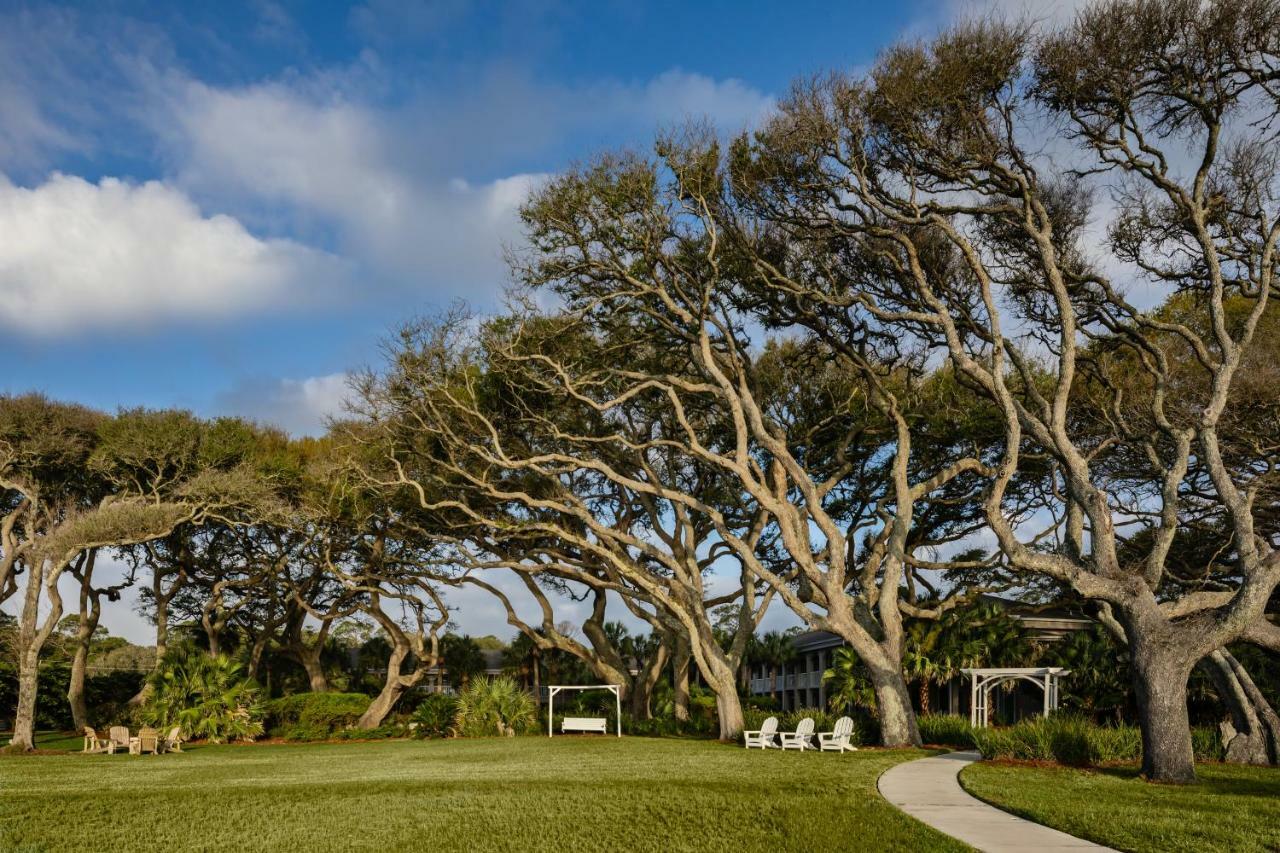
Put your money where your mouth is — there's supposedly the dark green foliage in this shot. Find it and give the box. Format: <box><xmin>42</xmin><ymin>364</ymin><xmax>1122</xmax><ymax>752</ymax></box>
<box><xmin>1038</xmin><ymin>626</ymin><xmax>1133</xmax><ymax>722</ymax></box>
<box><xmin>0</xmin><ymin>661</ymin><xmax>72</xmax><ymax>731</ymax></box>
<box><xmin>83</xmin><ymin>670</ymin><xmax>146</xmax><ymax>727</ymax></box>
<box><xmin>264</xmin><ymin>693</ymin><xmax>372</xmax><ymax>741</ymax></box>
<box><xmin>411</xmin><ymin>694</ymin><xmax>458</xmax><ymax>738</ymax></box>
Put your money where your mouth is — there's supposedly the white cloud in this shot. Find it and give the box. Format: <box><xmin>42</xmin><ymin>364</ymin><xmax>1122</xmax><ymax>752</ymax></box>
<box><xmin>216</xmin><ymin>371</ymin><xmax>352</xmax><ymax>437</ymax></box>
<box><xmin>0</xmin><ymin>172</ymin><xmax>341</xmax><ymax>335</ymax></box>
<box><xmin>630</xmin><ymin>70</ymin><xmax>775</xmax><ymax>133</ymax></box>
<box><xmin>942</xmin><ymin>0</ymin><xmax>1089</xmax><ymax>27</ymax></box>
<box><xmin>155</xmin><ymin>68</ymin><xmax>773</xmax><ymax>305</ymax></box>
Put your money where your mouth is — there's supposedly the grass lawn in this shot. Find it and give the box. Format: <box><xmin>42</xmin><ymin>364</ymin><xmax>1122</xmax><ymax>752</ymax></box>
<box><xmin>961</xmin><ymin>760</ymin><xmax>1280</xmax><ymax>853</ymax></box>
<box><xmin>1</xmin><ymin>737</ymin><xmax>965</xmax><ymax>852</ymax></box>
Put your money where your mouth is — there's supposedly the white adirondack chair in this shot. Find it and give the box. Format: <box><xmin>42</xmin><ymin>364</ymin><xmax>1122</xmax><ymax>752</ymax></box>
<box><xmin>108</xmin><ymin>726</ymin><xmax>131</xmax><ymax>755</ymax></box>
<box><xmin>742</xmin><ymin>716</ymin><xmax>779</xmax><ymax>749</ymax></box>
<box><xmin>778</xmin><ymin>717</ymin><xmax>815</xmax><ymax>751</ymax></box>
<box><xmin>82</xmin><ymin>726</ymin><xmax>111</xmax><ymax>754</ymax></box>
<box><xmin>818</xmin><ymin>716</ymin><xmax>857</xmax><ymax>753</ymax></box>
<box><xmin>161</xmin><ymin>726</ymin><xmax>184</xmax><ymax>753</ymax></box>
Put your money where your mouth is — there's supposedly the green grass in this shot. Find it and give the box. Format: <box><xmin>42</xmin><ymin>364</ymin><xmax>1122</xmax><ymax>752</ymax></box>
<box><xmin>961</xmin><ymin>761</ymin><xmax>1280</xmax><ymax>853</ymax></box>
<box><xmin>1</xmin><ymin>738</ymin><xmax>965</xmax><ymax>852</ymax></box>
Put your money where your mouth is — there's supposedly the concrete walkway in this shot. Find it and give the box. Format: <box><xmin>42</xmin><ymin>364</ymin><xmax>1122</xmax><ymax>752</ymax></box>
<box><xmin>877</xmin><ymin>751</ymin><xmax>1116</xmax><ymax>852</ymax></box>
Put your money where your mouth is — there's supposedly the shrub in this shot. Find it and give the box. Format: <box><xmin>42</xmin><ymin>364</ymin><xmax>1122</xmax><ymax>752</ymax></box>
<box><xmin>333</xmin><ymin>723</ymin><xmax>405</xmax><ymax>741</ymax></box>
<box><xmin>969</xmin><ymin>715</ymin><xmax>1223</xmax><ymax>767</ymax></box>
<box><xmin>140</xmin><ymin>647</ymin><xmax>263</xmax><ymax>743</ymax></box>
<box><xmin>918</xmin><ymin>714</ymin><xmax>976</xmax><ymax>749</ymax></box>
<box><xmin>412</xmin><ymin>693</ymin><xmax>459</xmax><ymax>738</ymax></box>
<box><xmin>264</xmin><ymin>692</ymin><xmax>372</xmax><ymax>741</ymax></box>
<box><xmin>622</xmin><ymin>713</ymin><xmax>716</xmax><ymax>738</ymax></box>
<box><xmin>454</xmin><ymin>676</ymin><xmax>537</xmax><ymax>737</ymax></box>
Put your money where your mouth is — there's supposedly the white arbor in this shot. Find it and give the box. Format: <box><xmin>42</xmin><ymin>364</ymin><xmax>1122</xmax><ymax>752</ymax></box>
<box><xmin>546</xmin><ymin>685</ymin><xmax>622</xmax><ymax>737</ymax></box>
<box><xmin>961</xmin><ymin>667</ymin><xmax>1070</xmax><ymax>728</ymax></box>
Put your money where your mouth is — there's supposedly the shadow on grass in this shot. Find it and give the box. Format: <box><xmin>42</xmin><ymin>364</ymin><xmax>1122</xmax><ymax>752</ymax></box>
<box><xmin>1090</xmin><ymin>763</ymin><xmax>1280</xmax><ymax>798</ymax></box>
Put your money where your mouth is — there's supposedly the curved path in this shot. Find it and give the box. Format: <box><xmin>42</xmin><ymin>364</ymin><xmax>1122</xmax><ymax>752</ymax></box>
<box><xmin>877</xmin><ymin>751</ymin><xmax>1116</xmax><ymax>852</ymax></box>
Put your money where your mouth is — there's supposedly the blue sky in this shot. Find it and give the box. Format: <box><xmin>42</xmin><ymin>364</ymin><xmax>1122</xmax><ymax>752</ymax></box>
<box><xmin>0</xmin><ymin>0</ymin><xmax>1075</xmax><ymax>435</ymax></box>
<box><xmin>4</xmin><ymin>0</ymin><xmax>1073</xmax><ymax>641</ymax></box>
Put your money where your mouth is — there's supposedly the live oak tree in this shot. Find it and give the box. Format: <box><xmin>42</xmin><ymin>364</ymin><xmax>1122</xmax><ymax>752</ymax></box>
<box><xmin>718</xmin><ymin>0</ymin><xmax>1280</xmax><ymax>781</ymax></box>
<box><xmin>64</xmin><ymin>548</ymin><xmax>135</xmax><ymax>731</ymax></box>
<box><xmin>3</xmin><ymin>401</ymin><xmax>279</xmax><ymax>750</ymax></box>
<box><xmin>350</xmin><ymin>315</ymin><xmax>778</xmax><ymax>739</ymax></box>
<box><xmin>458</xmin><ymin>132</ymin><xmax>1032</xmax><ymax>746</ymax></box>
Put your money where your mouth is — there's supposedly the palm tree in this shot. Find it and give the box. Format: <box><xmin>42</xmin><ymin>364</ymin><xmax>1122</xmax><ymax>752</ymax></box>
<box><xmin>758</xmin><ymin>631</ymin><xmax>795</xmax><ymax>702</ymax></box>
<box><xmin>502</xmin><ymin>632</ymin><xmax>544</xmax><ymax>705</ymax></box>
<box><xmin>902</xmin><ymin>620</ymin><xmax>950</xmax><ymax>715</ymax></box>
<box><xmin>823</xmin><ymin>646</ymin><xmax>876</xmax><ymax>712</ymax></box>
<box><xmin>1041</xmin><ymin>625</ymin><xmax>1130</xmax><ymax>721</ymax></box>
<box><xmin>442</xmin><ymin>634</ymin><xmax>486</xmax><ymax>689</ymax></box>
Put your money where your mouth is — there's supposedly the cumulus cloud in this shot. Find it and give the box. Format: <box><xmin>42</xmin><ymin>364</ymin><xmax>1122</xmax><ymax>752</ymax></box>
<box><xmin>0</xmin><ymin>172</ymin><xmax>342</xmax><ymax>336</ymax></box>
<box><xmin>157</xmin><ymin>68</ymin><xmax>773</xmax><ymax>304</ymax></box>
<box><xmin>215</xmin><ymin>371</ymin><xmax>352</xmax><ymax>437</ymax></box>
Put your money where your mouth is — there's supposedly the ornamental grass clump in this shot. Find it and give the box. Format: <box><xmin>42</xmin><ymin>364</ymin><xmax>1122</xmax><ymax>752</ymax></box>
<box><xmin>971</xmin><ymin>715</ymin><xmax>1223</xmax><ymax>767</ymax></box>
<box><xmin>917</xmin><ymin>714</ymin><xmax>976</xmax><ymax>749</ymax></box>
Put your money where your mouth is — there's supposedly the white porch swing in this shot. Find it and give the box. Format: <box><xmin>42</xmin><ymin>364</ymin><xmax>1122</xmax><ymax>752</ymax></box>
<box><xmin>961</xmin><ymin>667</ymin><xmax>1070</xmax><ymax>727</ymax></box>
<box><xmin>546</xmin><ymin>684</ymin><xmax>623</xmax><ymax>737</ymax></box>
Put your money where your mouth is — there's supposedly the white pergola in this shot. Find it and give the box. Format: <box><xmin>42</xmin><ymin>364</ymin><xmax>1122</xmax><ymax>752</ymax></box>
<box><xmin>961</xmin><ymin>667</ymin><xmax>1070</xmax><ymax>727</ymax></box>
<box><xmin>546</xmin><ymin>684</ymin><xmax>623</xmax><ymax>737</ymax></box>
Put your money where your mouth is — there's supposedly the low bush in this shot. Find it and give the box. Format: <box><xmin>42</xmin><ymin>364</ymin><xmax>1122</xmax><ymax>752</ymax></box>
<box><xmin>623</xmin><ymin>714</ymin><xmax>716</xmax><ymax>738</ymax></box>
<box><xmin>411</xmin><ymin>694</ymin><xmax>459</xmax><ymax>738</ymax></box>
<box><xmin>918</xmin><ymin>714</ymin><xmax>976</xmax><ymax>749</ymax></box>
<box><xmin>332</xmin><ymin>723</ymin><xmax>406</xmax><ymax>741</ymax></box>
<box><xmin>970</xmin><ymin>714</ymin><xmax>1224</xmax><ymax>767</ymax></box>
<box><xmin>264</xmin><ymin>692</ymin><xmax>371</xmax><ymax>741</ymax></box>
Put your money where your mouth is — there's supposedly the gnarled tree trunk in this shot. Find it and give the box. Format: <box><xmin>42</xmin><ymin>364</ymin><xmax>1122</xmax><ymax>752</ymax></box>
<box><xmin>672</xmin><ymin>639</ymin><xmax>691</xmax><ymax>723</ymax></box>
<box><xmin>1131</xmin><ymin>639</ymin><xmax>1196</xmax><ymax>784</ymax></box>
<box><xmin>1203</xmin><ymin>649</ymin><xmax>1279</xmax><ymax>766</ymax></box>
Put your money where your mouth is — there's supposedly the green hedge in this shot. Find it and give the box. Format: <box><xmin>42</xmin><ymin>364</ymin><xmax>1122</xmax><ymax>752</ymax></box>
<box><xmin>969</xmin><ymin>714</ymin><xmax>1224</xmax><ymax>766</ymax></box>
<box><xmin>741</xmin><ymin>706</ymin><xmax>863</xmax><ymax>746</ymax></box>
<box><xmin>264</xmin><ymin>692</ymin><xmax>372</xmax><ymax>741</ymax></box>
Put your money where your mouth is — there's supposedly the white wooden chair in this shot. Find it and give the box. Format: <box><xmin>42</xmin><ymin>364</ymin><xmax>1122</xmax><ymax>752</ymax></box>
<box><xmin>82</xmin><ymin>726</ymin><xmax>111</xmax><ymax>754</ymax></box>
<box><xmin>161</xmin><ymin>726</ymin><xmax>184</xmax><ymax>753</ymax></box>
<box><xmin>132</xmin><ymin>726</ymin><xmax>160</xmax><ymax>755</ymax></box>
<box><xmin>778</xmin><ymin>717</ymin><xmax>815</xmax><ymax>751</ymax></box>
<box><xmin>108</xmin><ymin>726</ymin><xmax>131</xmax><ymax>755</ymax></box>
<box><xmin>818</xmin><ymin>716</ymin><xmax>857</xmax><ymax>753</ymax></box>
<box><xmin>742</xmin><ymin>716</ymin><xmax>779</xmax><ymax>749</ymax></box>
